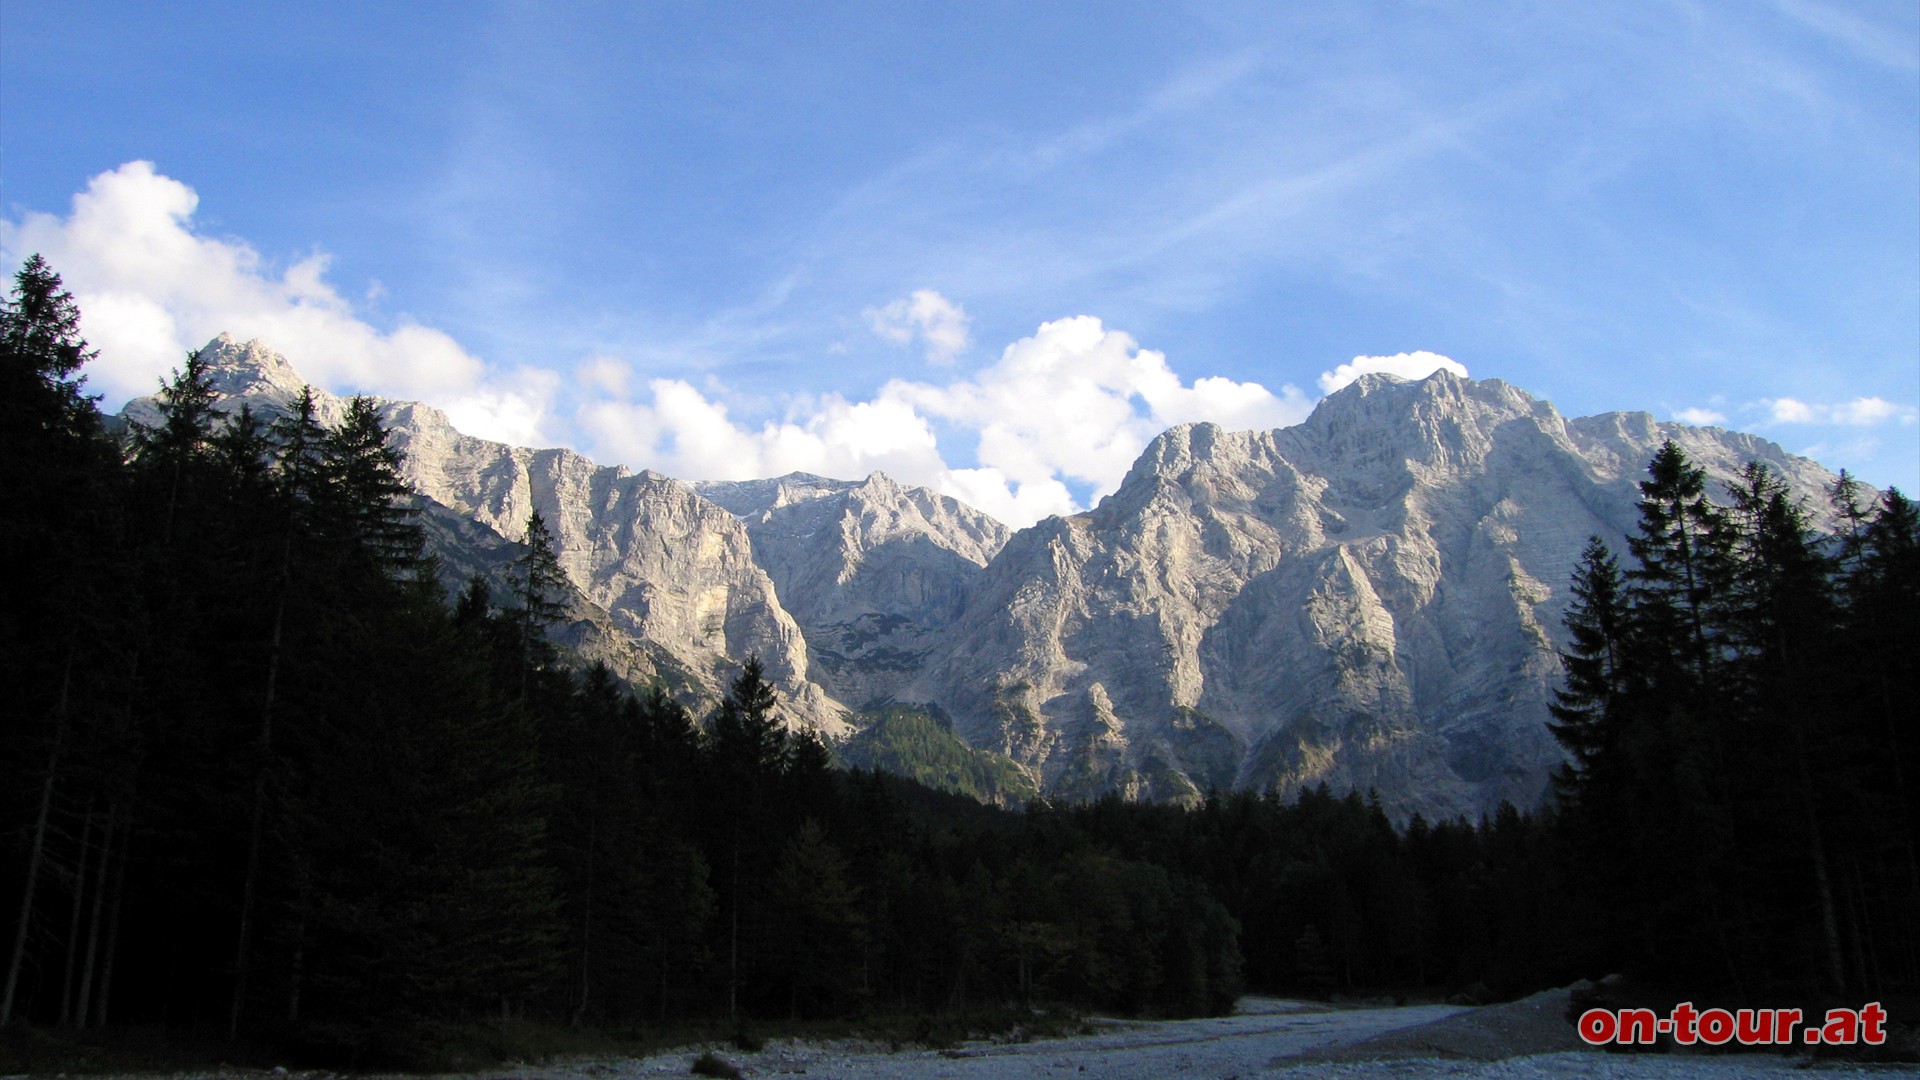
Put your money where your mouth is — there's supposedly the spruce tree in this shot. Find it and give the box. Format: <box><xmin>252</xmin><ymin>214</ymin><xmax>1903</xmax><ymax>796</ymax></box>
<box><xmin>711</xmin><ymin>656</ymin><xmax>786</xmax><ymax>779</ymax></box>
<box><xmin>1832</xmin><ymin>488</ymin><xmax>1920</xmax><ymax>990</ymax></box>
<box><xmin>768</xmin><ymin>820</ymin><xmax>864</xmax><ymax>1017</ymax></box>
<box><xmin>0</xmin><ymin>254</ymin><xmax>99</xmax><ymax>439</ymax></box>
<box><xmin>1544</xmin><ymin>536</ymin><xmax>1640</xmax><ymax>972</ymax></box>
<box><xmin>319</xmin><ymin>396</ymin><xmax>423</xmax><ymax>582</ymax></box>
<box><xmin>0</xmin><ymin>256</ymin><xmax>116</xmax><ymax>1025</ymax></box>
<box><xmin>708</xmin><ymin>656</ymin><xmax>788</xmax><ymax>1019</ymax></box>
<box><xmin>1625</xmin><ymin>440</ymin><xmax>1727</xmax><ymax>689</ymax></box>
<box><xmin>1715</xmin><ymin>463</ymin><xmax>1854</xmax><ymax>988</ymax></box>
<box><xmin>271</xmin><ymin>387</ymin><xmax>328</xmax><ymax>508</ymax></box>
<box><xmin>211</xmin><ymin>405</ymin><xmax>275</xmax><ymax>507</ymax></box>
<box><xmin>1547</xmin><ymin>537</ymin><xmax>1629</xmax><ymax>808</ymax></box>
<box><xmin>1600</xmin><ymin>442</ymin><xmax>1735</xmax><ymax>985</ymax></box>
<box><xmin>509</xmin><ymin>510</ymin><xmax>569</xmax><ymax>698</ymax></box>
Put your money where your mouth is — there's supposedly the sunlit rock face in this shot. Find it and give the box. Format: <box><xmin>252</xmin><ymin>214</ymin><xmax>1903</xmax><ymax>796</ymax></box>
<box><xmin>690</xmin><ymin>472</ymin><xmax>1010</xmax><ymax>710</ymax></box>
<box><xmin>125</xmin><ymin>336</ymin><xmax>839</xmax><ymax>731</ymax></box>
<box><xmin>137</xmin><ymin>338</ymin><xmax>1839</xmax><ymax>818</ymax></box>
<box><xmin>909</xmin><ymin>371</ymin><xmax>1835</xmax><ymax>820</ymax></box>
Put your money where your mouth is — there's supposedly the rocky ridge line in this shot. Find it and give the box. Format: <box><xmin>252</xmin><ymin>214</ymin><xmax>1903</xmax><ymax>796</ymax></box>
<box><xmin>122</xmin><ymin>336</ymin><xmax>1843</xmax><ymax>818</ymax></box>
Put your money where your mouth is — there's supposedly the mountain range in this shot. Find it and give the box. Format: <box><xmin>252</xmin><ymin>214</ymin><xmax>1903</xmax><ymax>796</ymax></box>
<box><xmin>123</xmin><ymin>335</ymin><xmax>1840</xmax><ymax>819</ymax></box>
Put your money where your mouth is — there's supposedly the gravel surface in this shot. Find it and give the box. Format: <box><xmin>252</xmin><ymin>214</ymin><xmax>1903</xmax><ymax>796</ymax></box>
<box><xmin>534</xmin><ymin>993</ymin><xmax>1895</xmax><ymax>1079</ymax></box>
<box><xmin>475</xmin><ymin>999</ymin><xmax>1471</xmax><ymax>1079</ymax></box>
<box><xmin>1295</xmin><ymin>987</ymin><xmax>1591</xmax><ymax>1063</ymax></box>
<box><xmin>68</xmin><ymin>995</ymin><xmax>1900</xmax><ymax>1080</ymax></box>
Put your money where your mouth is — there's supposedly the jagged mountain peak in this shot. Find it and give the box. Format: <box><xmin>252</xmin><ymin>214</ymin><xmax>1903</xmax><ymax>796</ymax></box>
<box><xmin>692</xmin><ymin>466</ymin><xmax>1013</xmax><ymax>710</ymax></box>
<box><xmin>122</xmin><ymin>334</ymin><xmax>1021</xmax><ymax>741</ymax></box>
<box><xmin>124</xmin><ymin>333</ymin><xmax>1860</xmax><ymax>817</ymax></box>
<box><xmin>1112</xmin><ymin>369</ymin><xmax>1831</xmax><ymax>520</ymax></box>
<box><xmin>1129</xmin><ymin>420</ymin><xmax>1230</xmax><ymax>473</ymax></box>
<box><xmin>1116</xmin><ymin>372</ymin><xmax>1548</xmax><ymax>486</ymax></box>
<box><xmin>120</xmin><ymin>335</ymin><xmax>841</xmax><ymax>733</ymax></box>
<box><xmin>860</xmin><ymin>469</ymin><xmax>903</xmax><ymax>496</ymax></box>
<box><xmin>194</xmin><ymin>333</ymin><xmax>313</xmax><ymax>402</ymax></box>
<box><xmin>688</xmin><ymin>471</ymin><xmax>853</xmax><ymax>516</ymax></box>
<box><xmin>691</xmin><ymin>469</ymin><xmax>925</xmax><ymax>520</ymax></box>
<box><xmin>122</xmin><ymin>335</ymin><xmax>349</xmax><ymax>431</ymax></box>
<box><xmin>1298</xmin><ymin>371</ymin><xmax>1559</xmax><ymax>472</ymax></box>
<box><xmin>921</xmin><ymin>366</ymin><xmax>1851</xmax><ymax>818</ymax></box>
<box><xmin>1311</xmin><ymin>368</ymin><xmax>1547</xmax><ymax>424</ymax></box>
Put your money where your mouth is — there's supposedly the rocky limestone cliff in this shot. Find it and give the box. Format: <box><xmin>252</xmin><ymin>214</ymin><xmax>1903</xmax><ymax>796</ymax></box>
<box><xmin>689</xmin><ymin>472</ymin><xmax>1010</xmax><ymax>708</ymax></box>
<box><xmin>125</xmin><ymin>336</ymin><xmax>1847</xmax><ymax>818</ymax></box>
<box><xmin>125</xmin><ymin>336</ymin><xmax>847</xmax><ymax>732</ymax></box>
<box><xmin>910</xmin><ymin>371</ymin><xmax>1838</xmax><ymax>820</ymax></box>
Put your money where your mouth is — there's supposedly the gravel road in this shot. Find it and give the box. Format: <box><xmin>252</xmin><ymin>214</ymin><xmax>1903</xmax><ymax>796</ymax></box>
<box><xmin>443</xmin><ymin>994</ymin><xmax>1879</xmax><ymax>1079</ymax></box>
<box><xmin>80</xmin><ymin>995</ymin><xmax>1897</xmax><ymax>1080</ymax></box>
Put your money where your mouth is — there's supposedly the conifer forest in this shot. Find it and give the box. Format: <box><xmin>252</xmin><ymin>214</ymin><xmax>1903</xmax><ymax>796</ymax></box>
<box><xmin>3</xmin><ymin>256</ymin><xmax>1915</xmax><ymax>1063</ymax></box>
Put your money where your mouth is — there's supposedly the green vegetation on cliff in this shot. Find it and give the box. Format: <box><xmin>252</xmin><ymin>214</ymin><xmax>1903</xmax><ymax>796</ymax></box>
<box><xmin>840</xmin><ymin>705</ymin><xmax>1037</xmax><ymax>806</ymax></box>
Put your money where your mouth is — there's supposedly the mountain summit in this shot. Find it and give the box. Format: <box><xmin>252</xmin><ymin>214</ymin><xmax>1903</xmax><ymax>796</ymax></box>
<box><xmin>910</xmin><ymin>370</ymin><xmax>1834</xmax><ymax>817</ymax></box>
<box><xmin>130</xmin><ymin>337</ymin><xmax>1841</xmax><ymax>818</ymax></box>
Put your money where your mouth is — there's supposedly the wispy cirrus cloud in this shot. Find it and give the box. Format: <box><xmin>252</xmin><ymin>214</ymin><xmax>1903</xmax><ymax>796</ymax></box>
<box><xmin>1770</xmin><ymin>0</ymin><xmax>1920</xmax><ymax>73</ymax></box>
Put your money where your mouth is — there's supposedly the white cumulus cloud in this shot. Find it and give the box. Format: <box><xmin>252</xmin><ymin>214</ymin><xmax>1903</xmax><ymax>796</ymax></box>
<box><xmin>444</xmin><ymin>367</ymin><xmax>562</xmax><ymax>449</ymax></box>
<box><xmin>0</xmin><ymin>161</ymin><xmax>554</xmax><ymax>444</ymax></box>
<box><xmin>1768</xmin><ymin>398</ymin><xmax>1817</xmax><ymax>423</ymax></box>
<box><xmin>1831</xmin><ymin>397</ymin><xmax>1910</xmax><ymax>425</ymax></box>
<box><xmin>1673</xmin><ymin>407</ymin><xmax>1727</xmax><ymax>426</ymax></box>
<box><xmin>1317</xmin><ymin>350</ymin><xmax>1468</xmax><ymax>394</ymax></box>
<box><xmin>866</xmin><ymin>289</ymin><xmax>972</xmax><ymax>365</ymax></box>
<box><xmin>1764</xmin><ymin>396</ymin><xmax>1916</xmax><ymax>426</ymax></box>
<box><xmin>895</xmin><ymin>315</ymin><xmax>1312</xmax><ymax>497</ymax></box>
<box><xmin>579</xmin><ymin>380</ymin><xmax>949</xmax><ymax>485</ymax></box>
<box><xmin>578</xmin><ymin>355</ymin><xmax>632</xmax><ymax>397</ymax></box>
<box><xmin>578</xmin><ymin>315</ymin><xmax>1314</xmax><ymax>527</ymax></box>
<box><xmin>6</xmin><ymin>164</ymin><xmax>1393</xmax><ymax>528</ymax></box>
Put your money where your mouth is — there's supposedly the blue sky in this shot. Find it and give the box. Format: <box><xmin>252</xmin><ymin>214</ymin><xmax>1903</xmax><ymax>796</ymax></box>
<box><xmin>4</xmin><ymin>1</ymin><xmax>1915</xmax><ymax>524</ymax></box>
